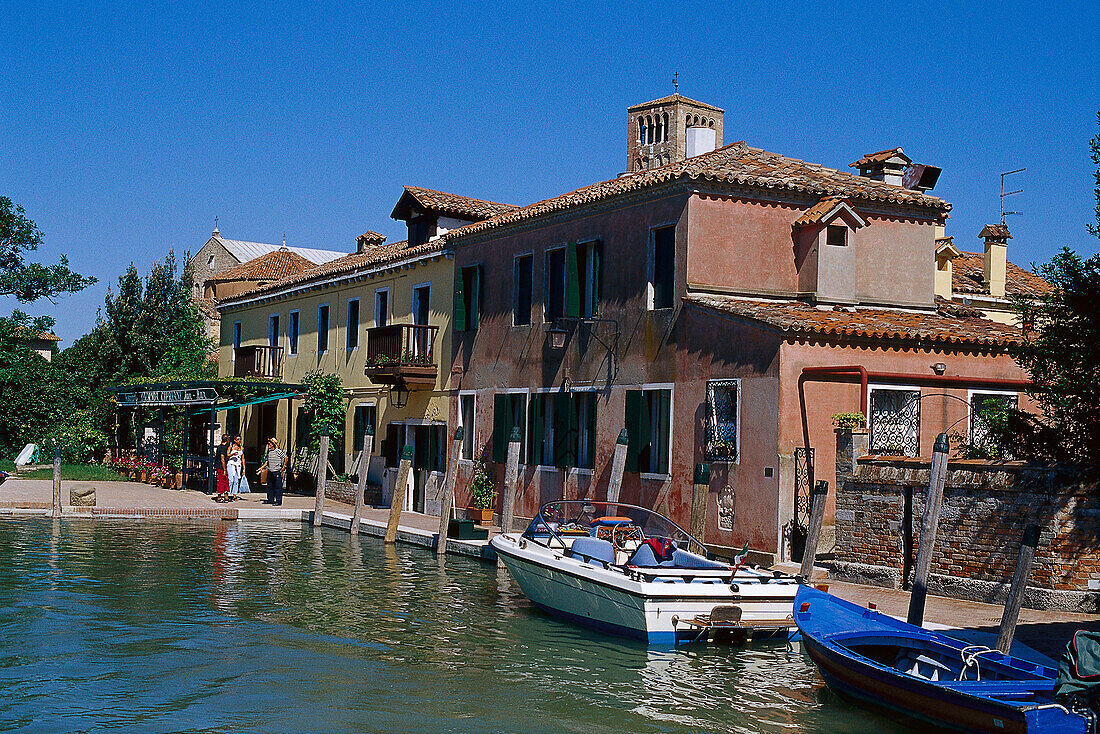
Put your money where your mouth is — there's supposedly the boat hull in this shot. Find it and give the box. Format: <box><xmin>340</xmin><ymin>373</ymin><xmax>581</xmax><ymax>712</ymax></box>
<box><xmin>492</xmin><ymin>534</ymin><xmax>795</xmax><ymax>645</ymax></box>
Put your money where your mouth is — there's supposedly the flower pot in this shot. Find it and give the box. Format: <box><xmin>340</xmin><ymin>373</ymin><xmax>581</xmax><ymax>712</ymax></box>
<box><xmin>139</xmin><ymin>471</ymin><xmax>147</xmax><ymax>483</ymax></box>
<box><xmin>467</xmin><ymin>507</ymin><xmax>494</xmax><ymax>524</ymax></box>
<box><xmin>174</xmin><ymin>472</ymin><xmax>184</xmax><ymax>490</ymax></box>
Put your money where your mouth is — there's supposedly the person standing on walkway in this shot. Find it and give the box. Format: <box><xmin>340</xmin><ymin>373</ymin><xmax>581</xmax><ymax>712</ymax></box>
<box><xmin>214</xmin><ymin>434</ymin><xmax>230</xmax><ymax>503</ymax></box>
<box><xmin>226</xmin><ymin>435</ymin><xmax>246</xmax><ymax>501</ymax></box>
<box><xmin>263</xmin><ymin>438</ymin><xmax>287</xmax><ymax>506</ymax></box>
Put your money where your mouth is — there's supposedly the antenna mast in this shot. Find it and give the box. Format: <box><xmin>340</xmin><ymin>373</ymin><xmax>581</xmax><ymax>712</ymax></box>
<box><xmin>999</xmin><ymin>168</ymin><xmax>1025</xmax><ymax>225</ymax></box>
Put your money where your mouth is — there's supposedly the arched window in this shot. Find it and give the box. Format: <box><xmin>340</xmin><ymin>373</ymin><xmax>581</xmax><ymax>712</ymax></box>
<box><xmin>662</xmin><ymin>112</ymin><xmax>669</xmax><ymax>141</ymax></box>
<box><xmin>656</xmin><ymin>114</ymin><xmax>663</xmax><ymax>143</ymax></box>
<box><xmin>647</xmin><ymin>116</ymin><xmax>655</xmax><ymax>145</ymax></box>
<box><xmin>638</xmin><ymin>117</ymin><xmax>645</xmax><ymax>145</ymax></box>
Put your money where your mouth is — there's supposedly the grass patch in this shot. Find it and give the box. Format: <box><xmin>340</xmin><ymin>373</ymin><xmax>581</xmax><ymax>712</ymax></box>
<box><xmin>14</xmin><ymin>464</ymin><xmax>126</xmax><ymax>482</ymax></box>
<box><xmin>0</xmin><ymin>459</ymin><xmax>13</xmax><ymax>471</ymax></box>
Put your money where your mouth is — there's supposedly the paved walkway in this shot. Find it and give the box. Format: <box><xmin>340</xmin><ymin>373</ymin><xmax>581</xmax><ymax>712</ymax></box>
<box><xmin>2</xmin><ymin>476</ymin><xmax>1097</xmax><ymax>659</ymax></box>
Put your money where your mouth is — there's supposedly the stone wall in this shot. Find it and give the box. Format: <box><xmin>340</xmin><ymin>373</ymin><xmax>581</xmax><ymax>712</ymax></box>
<box><xmin>831</xmin><ymin>429</ymin><xmax>1100</xmax><ymax>612</ymax></box>
<box><xmin>326</xmin><ymin>480</ymin><xmax>382</xmax><ymax>507</ymax></box>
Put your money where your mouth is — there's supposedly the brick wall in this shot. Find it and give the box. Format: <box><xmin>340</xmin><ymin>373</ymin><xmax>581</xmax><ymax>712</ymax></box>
<box><xmin>832</xmin><ymin>432</ymin><xmax>1100</xmax><ymax>612</ymax></box>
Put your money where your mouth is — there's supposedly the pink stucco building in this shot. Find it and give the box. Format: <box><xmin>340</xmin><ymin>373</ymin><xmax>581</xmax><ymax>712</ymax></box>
<box><xmin>446</xmin><ymin>96</ymin><xmax>1034</xmax><ymax>563</ymax></box>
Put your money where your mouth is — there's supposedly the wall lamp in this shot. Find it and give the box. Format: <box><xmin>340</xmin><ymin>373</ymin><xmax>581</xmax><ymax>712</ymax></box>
<box><xmin>389</xmin><ymin>380</ymin><xmax>411</xmax><ymax>408</ymax></box>
<box><xmin>545</xmin><ymin>317</ymin><xmax>620</xmax><ymax>379</ymax></box>
<box><xmin>931</xmin><ymin>362</ymin><xmax>947</xmax><ymax>375</ymax></box>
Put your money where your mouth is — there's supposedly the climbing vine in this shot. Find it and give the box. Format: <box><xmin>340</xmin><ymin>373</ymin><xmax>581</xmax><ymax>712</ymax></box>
<box><xmin>302</xmin><ymin>370</ymin><xmax>345</xmax><ymax>447</ymax></box>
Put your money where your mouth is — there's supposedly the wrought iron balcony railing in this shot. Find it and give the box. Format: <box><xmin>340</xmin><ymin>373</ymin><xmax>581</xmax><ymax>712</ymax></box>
<box><xmin>364</xmin><ymin>323</ymin><xmax>439</xmax><ymax>386</ymax></box>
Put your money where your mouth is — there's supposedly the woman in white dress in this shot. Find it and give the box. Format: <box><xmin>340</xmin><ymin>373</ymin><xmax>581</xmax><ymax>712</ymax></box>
<box><xmin>226</xmin><ymin>435</ymin><xmax>248</xmax><ymax>500</ymax></box>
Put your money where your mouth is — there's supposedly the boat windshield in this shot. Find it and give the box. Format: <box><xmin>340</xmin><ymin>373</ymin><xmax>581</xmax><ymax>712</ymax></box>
<box><xmin>523</xmin><ymin>500</ymin><xmax>708</xmax><ymax>556</ymax></box>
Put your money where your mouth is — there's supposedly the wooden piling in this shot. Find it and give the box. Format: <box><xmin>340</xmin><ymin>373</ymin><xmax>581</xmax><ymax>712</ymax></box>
<box><xmin>500</xmin><ymin>428</ymin><xmax>522</xmax><ymax>533</ymax></box>
<box><xmin>436</xmin><ymin>427</ymin><xmax>463</xmax><ymax>557</ymax></box>
<box><xmin>312</xmin><ymin>433</ymin><xmax>329</xmax><ymax>527</ymax></box>
<box><xmin>606</xmin><ymin>429</ymin><xmax>628</xmax><ymax>504</ymax></box>
<box><xmin>996</xmin><ymin>523</ymin><xmax>1041</xmax><ymax>653</ymax></box>
<box><xmin>690</xmin><ymin>463</ymin><xmax>709</xmax><ymax>543</ymax></box>
<box><xmin>52</xmin><ymin>446</ymin><xmax>61</xmax><ymax>519</ymax></box>
<box><xmin>385</xmin><ymin>444</ymin><xmax>414</xmax><ymax>543</ymax></box>
<box><xmin>907</xmin><ymin>432</ymin><xmax>949</xmax><ymax>627</ymax></box>
<box><xmin>350</xmin><ymin>425</ymin><xmax>374</xmax><ymax>535</ymax></box>
<box><xmin>799</xmin><ymin>480</ymin><xmax>830</xmax><ymax>580</ymax></box>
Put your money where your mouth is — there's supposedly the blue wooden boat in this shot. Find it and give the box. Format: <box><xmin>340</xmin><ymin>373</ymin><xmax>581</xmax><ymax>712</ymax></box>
<box><xmin>794</xmin><ymin>586</ymin><xmax>1088</xmax><ymax>733</ymax></box>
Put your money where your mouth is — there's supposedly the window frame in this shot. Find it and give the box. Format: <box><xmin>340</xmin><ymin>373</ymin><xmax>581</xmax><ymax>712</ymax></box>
<box><xmin>231</xmin><ymin>320</ymin><xmax>242</xmax><ymax>359</ymax></box>
<box><xmin>647</xmin><ymin>223</ymin><xmax>677</xmax><ymax>310</ymax></box>
<box><xmin>625</xmin><ymin>383</ymin><xmax>674</xmax><ymax>479</ymax></box>
<box><xmin>512</xmin><ymin>252</ymin><xmax>534</xmax><ymax>327</ymax></box>
<box><xmin>492</xmin><ymin>388</ymin><xmax>529</xmax><ymax>465</ymax></box>
<box><xmin>288</xmin><ymin>310</ymin><xmax>300</xmax><ymax>355</ymax></box>
<box><xmin>545</xmin><ymin>245</ymin><xmax>567</xmax><ymax>323</ymax></box>
<box><xmin>705</xmin><ymin>379</ymin><xmax>740</xmax><ymax>463</ymax></box>
<box><xmin>867</xmin><ymin>384</ymin><xmax>922</xmax><ymax>457</ymax></box>
<box><xmin>571</xmin><ymin>388</ymin><xmax>599</xmax><ymax>473</ymax></box>
<box><xmin>968</xmin><ymin>389</ymin><xmax>1019</xmax><ymax>448</ymax></box>
<box><xmin>346</xmin><ymin>297</ymin><xmax>360</xmax><ymax>351</ymax></box>
<box><xmin>458</xmin><ymin>391</ymin><xmax>476</xmax><ymax>462</ymax></box>
<box><xmin>352</xmin><ymin>403</ymin><xmax>377</xmax><ymax>455</ymax></box>
<box><xmin>374</xmin><ymin>288</ymin><xmax>389</xmax><ymax>328</ymax></box>
<box><xmin>317</xmin><ymin>303</ymin><xmax>330</xmax><ymax>354</ymax></box>
<box><xmin>577</xmin><ymin>239</ymin><xmax>601</xmax><ymax>319</ymax></box>
<box><xmin>268</xmin><ymin>313</ymin><xmax>280</xmax><ymax>349</ymax></box>
<box><xmin>826</xmin><ymin>224</ymin><xmax>848</xmax><ymax>247</ymax></box>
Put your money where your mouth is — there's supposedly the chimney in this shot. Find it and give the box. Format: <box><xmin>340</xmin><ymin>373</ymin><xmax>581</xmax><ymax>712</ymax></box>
<box><xmin>979</xmin><ymin>224</ymin><xmax>1011</xmax><ymax>298</ymax></box>
<box><xmin>356</xmin><ymin>231</ymin><xmax>386</xmax><ymax>254</ymax></box>
<box><xmin>850</xmin><ymin>148</ymin><xmax>911</xmax><ymax>186</ymax></box>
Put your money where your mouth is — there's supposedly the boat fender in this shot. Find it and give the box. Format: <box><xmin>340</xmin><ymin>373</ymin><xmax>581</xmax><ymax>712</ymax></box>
<box><xmin>730</xmin><ymin>583</ymin><xmax>739</xmax><ymax>593</ymax></box>
<box><xmin>519</xmin><ymin>539</ymin><xmax>527</xmax><ymax>549</ymax></box>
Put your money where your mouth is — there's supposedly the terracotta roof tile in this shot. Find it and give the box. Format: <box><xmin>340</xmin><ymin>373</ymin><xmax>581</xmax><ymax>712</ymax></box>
<box><xmin>218</xmin><ymin>237</ymin><xmax>444</xmax><ymax>306</ymax></box>
<box><xmin>13</xmin><ymin>328</ymin><xmax>60</xmax><ymax>342</ymax></box>
<box><xmin>208</xmin><ymin>248</ymin><xmax>317</xmax><ymax>282</ymax></box>
<box><xmin>950</xmin><ymin>252</ymin><xmax>1053</xmax><ymax>298</ymax></box>
<box><xmin>979</xmin><ymin>224</ymin><xmax>1013</xmax><ymax>240</ymax></box>
<box><xmin>453</xmin><ymin>142</ymin><xmax>948</xmax><ymax>241</ymax></box>
<box><xmin>194</xmin><ymin>297</ymin><xmax>220</xmax><ymax>320</ymax></box>
<box><xmin>794</xmin><ymin>196</ymin><xmax>863</xmax><ymax>226</ymax></box>
<box><xmin>849</xmin><ymin>148</ymin><xmax>911</xmax><ymax>168</ymax></box>
<box><xmin>627</xmin><ymin>93</ymin><xmax>724</xmax><ymax>112</ymax></box>
<box><xmin>685</xmin><ymin>293</ymin><xmax>1024</xmax><ymax>349</ymax></box>
<box><xmin>400</xmin><ymin>186</ymin><xmax>519</xmax><ymax>220</ymax></box>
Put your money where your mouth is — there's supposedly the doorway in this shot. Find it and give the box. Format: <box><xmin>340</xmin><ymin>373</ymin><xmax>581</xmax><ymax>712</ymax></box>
<box><xmin>384</xmin><ymin>422</ymin><xmax>445</xmax><ymax>513</ymax></box>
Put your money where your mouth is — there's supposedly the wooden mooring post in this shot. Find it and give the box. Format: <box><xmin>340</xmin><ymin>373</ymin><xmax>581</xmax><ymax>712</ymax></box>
<box><xmin>312</xmin><ymin>433</ymin><xmax>330</xmax><ymax>527</ymax></box>
<box><xmin>690</xmin><ymin>463</ymin><xmax>709</xmax><ymax>544</ymax></box>
<box><xmin>350</xmin><ymin>425</ymin><xmax>374</xmax><ymax>535</ymax></box>
<box><xmin>436</xmin><ymin>427</ymin><xmax>463</xmax><ymax>557</ymax></box>
<box><xmin>500</xmin><ymin>428</ymin><xmax>521</xmax><ymax>533</ymax></box>
<box><xmin>799</xmin><ymin>480</ymin><xmax>829</xmax><ymax>580</ymax></box>
<box><xmin>907</xmin><ymin>432</ymin><xmax>949</xmax><ymax>627</ymax></box>
<box><xmin>385</xmin><ymin>443</ymin><xmax>414</xmax><ymax>543</ymax></box>
<box><xmin>52</xmin><ymin>446</ymin><xmax>61</xmax><ymax>519</ymax></box>
<box><xmin>606</xmin><ymin>429</ymin><xmax>628</xmax><ymax>504</ymax></box>
<box><xmin>996</xmin><ymin>523</ymin><xmax>1041</xmax><ymax>653</ymax></box>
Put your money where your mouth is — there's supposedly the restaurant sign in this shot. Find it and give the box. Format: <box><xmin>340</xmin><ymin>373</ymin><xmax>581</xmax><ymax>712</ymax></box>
<box><xmin>117</xmin><ymin>387</ymin><xmax>220</xmax><ymax>407</ymax></box>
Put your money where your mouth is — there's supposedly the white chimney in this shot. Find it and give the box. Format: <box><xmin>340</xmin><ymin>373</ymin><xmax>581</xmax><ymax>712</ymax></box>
<box><xmin>979</xmin><ymin>224</ymin><xmax>1011</xmax><ymax>299</ymax></box>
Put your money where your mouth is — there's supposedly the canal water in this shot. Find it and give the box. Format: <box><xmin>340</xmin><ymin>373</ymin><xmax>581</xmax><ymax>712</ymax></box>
<box><xmin>0</xmin><ymin>519</ymin><xmax>908</xmax><ymax>733</ymax></box>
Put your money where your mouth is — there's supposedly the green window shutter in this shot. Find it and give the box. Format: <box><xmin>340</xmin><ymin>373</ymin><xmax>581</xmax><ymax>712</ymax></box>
<box><xmin>624</xmin><ymin>390</ymin><xmax>645</xmax><ymax>473</ymax></box>
<box><xmin>529</xmin><ymin>394</ymin><xmax>545</xmax><ymax>465</ymax></box>
<box><xmin>585</xmin><ymin>395</ymin><xmax>597</xmax><ymax>470</ymax></box>
<box><xmin>515</xmin><ymin>394</ymin><xmax>527</xmax><ymax>465</ymax></box>
<box><xmin>591</xmin><ymin>241</ymin><xmax>601</xmax><ymax>316</ymax></box>
<box><xmin>553</xmin><ymin>392</ymin><xmax>575</xmax><ymax>468</ymax></box>
<box><xmin>656</xmin><ymin>390</ymin><xmax>671</xmax><ymax>474</ymax></box>
<box><xmin>468</xmin><ymin>266</ymin><xmax>481</xmax><ymax>331</ymax></box>
<box><xmin>454</xmin><ymin>266</ymin><xmax>467</xmax><ymax>332</ymax></box>
<box><xmin>493</xmin><ymin>394</ymin><xmax>508</xmax><ymax>463</ymax></box>
<box><xmin>565</xmin><ymin>243</ymin><xmax>581</xmax><ymax>319</ymax></box>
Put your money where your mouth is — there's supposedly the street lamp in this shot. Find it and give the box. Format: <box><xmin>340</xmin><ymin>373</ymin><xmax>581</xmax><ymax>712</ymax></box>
<box><xmin>545</xmin><ymin>322</ymin><xmax>569</xmax><ymax>350</ymax></box>
<box><xmin>389</xmin><ymin>380</ymin><xmax>410</xmax><ymax>408</ymax></box>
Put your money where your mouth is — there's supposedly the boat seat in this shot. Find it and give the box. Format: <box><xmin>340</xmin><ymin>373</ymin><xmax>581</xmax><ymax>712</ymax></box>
<box><xmin>569</xmin><ymin>537</ymin><xmax>615</xmax><ymax>567</ymax></box>
<box><xmin>671</xmin><ymin>549</ymin><xmax>730</xmax><ymax>570</ymax></box>
<box><xmin>895</xmin><ymin>650</ymin><xmax>954</xmax><ymax>681</ymax></box>
<box><xmin>626</xmin><ymin>543</ymin><xmax>661</xmax><ymax>567</ymax></box>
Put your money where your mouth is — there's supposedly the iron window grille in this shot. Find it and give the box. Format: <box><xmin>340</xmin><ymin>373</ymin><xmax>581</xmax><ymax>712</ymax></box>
<box><xmin>705</xmin><ymin>380</ymin><xmax>739</xmax><ymax>461</ymax></box>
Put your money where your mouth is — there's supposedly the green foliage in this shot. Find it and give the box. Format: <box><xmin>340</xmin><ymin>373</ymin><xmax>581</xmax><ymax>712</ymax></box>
<box><xmin>1089</xmin><ymin>111</ymin><xmax>1100</xmax><ymax>241</ymax></box>
<box><xmin>0</xmin><ymin>196</ymin><xmax>96</xmax><ymax>304</ymax></box>
<box><xmin>302</xmin><ymin>371</ymin><xmax>345</xmax><ymax>447</ymax></box>
<box><xmin>41</xmin><ymin>410</ymin><xmax>109</xmax><ymax>463</ymax></box>
<box><xmin>15</xmin><ymin>463</ymin><xmax>125</xmax><ymax>481</ymax></box>
<box><xmin>831</xmin><ymin>412</ymin><xmax>866</xmax><ymax>429</ymax></box>
<box><xmin>467</xmin><ymin>462</ymin><xmax>497</xmax><ymax>509</ymax></box>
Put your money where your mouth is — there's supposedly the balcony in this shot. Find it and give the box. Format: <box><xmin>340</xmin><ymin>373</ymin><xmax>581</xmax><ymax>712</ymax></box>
<box><xmin>234</xmin><ymin>345</ymin><xmax>284</xmax><ymax>379</ymax></box>
<box><xmin>365</xmin><ymin>323</ymin><xmax>439</xmax><ymax>387</ymax></box>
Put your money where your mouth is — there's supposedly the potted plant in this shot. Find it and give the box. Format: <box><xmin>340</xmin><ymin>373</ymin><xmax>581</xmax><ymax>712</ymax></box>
<box><xmin>708</xmin><ymin>439</ymin><xmax>737</xmax><ymax>461</ymax></box>
<box><xmin>831</xmin><ymin>412</ymin><xmax>866</xmax><ymax>430</ymax></box>
<box><xmin>466</xmin><ymin>462</ymin><xmax>497</xmax><ymax>524</ymax></box>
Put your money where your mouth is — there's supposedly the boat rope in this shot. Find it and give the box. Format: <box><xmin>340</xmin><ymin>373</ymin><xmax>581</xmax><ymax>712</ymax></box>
<box><xmin>960</xmin><ymin>645</ymin><xmax>997</xmax><ymax>681</ymax></box>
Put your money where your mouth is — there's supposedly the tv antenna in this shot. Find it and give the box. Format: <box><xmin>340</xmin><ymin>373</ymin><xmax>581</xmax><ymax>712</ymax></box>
<box><xmin>999</xmin><ymin>168</ymin><xmax>1025</xmax><ymax>225</ymax></box>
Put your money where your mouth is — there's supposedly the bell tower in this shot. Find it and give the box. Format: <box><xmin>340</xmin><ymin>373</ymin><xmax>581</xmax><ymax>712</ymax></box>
<box><xmin>627</xmin><ymin>94</ymin><xmax>724</xmax><ymax>172</ymax></box>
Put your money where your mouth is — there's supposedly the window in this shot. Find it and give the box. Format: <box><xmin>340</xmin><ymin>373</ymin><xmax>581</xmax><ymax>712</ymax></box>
<box><xmin>268</xmin><ymin>313</ymin><xmax>280</xmax><ymax>348</ymax></box>
<box><xmin>705</xmin><ymin>380</ymin><xmax>739</xmax><ymax>461</ymax></box>
<box><xmin>317</xmin><ymin>304</ymin><xmax>330</xmax><ymax>353</ymax></box>
<box><xmin>455</xmin><ymin>265</ymin><xmax>482</xmax><ymax>332</ymax></box>
<box><xmin>546</xmin><ymin>248</ymin><xmax>566</xmax><ymax>322</ymax></box>
<box><xmin>288</xmin><ymin>310</ymin><xmax>299</xmax><ymax>355</ymax></box>
<box><xmin>352</xmin><ymin>404</ymin><xmax>377</xmax><ymax>453</ymax></box>
<box><xmin>625</xmin><ymin>388</ymin><xmax>671</xmax><ymax>474</ymax></box>
<box><xmin>650</xmin><ymin>225</ymin><xmax>675</xmax><ymax>309</ymax></box>
<box><xmin>869</xmin><ymin>387</ymin><xmax>920</xmax><ymax>456</ymax></box>
<box><xmin>527</xmin><ymin>391</ymin><xmax>595</xmax><ymax>469</ymax></box>
<box><xmin>207</xmin><ymin>254</ymin><xmax>215</xmax><ymax>267</ymax></box>
<box><xmin>827</xmin><ymin>225</ymin><xmax>848</xmax><ymax>247</ymax></box>
<box><xmin>232</xmin><ymin>321</ymin><xmax>242</xmax><ymax>356</ymax></box>
<box><xmin>575</xmin><ymin>392</ymin><xmax>597</xmax><ymax>470</ymax></box>
<box><xmin>226</xmin><ymin>408</ymin><xmax>240</xmax><ymax>437</ymax></box>
<box><xmin>970</xmin><ymin>391</ymin><xmax>1019</xmax><ymax>455</ymax></box>
<box><xmin>569</xmin><ymin>240</ymin><xmax>601</xmax><ymax>319</ymax></box>
<box><xmin>374</xmin><ymin>289</ymin><xmax>389</xmax><ymax>328</ymax></box>
<box><xmin>346</xmin><ymin>298</ymin><xmax>360</xmax><ymax>350</ymax></box>
<box><xmin>459</xmin><ymin>394</ymin><xmax>476</xmax><ymax>460</ymax></box>
<box><xmin>513</xmin><ymin>255</ymin><xmax>533</xmax><ymax>326</ymax></box>
<box><xmin>492</xmin><ymin>393</ymin><xmax>527</xmax><ymax>464</ymax></box>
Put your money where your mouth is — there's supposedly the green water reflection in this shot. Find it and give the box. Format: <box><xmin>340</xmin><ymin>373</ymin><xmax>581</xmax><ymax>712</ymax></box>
<box><xmin>0</xmin><ymin>519</ymin><xmax>908</xmax><ymax>732</ymax></box>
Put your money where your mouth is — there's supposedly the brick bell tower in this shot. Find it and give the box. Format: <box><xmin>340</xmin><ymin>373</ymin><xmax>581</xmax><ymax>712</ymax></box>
<box><xmin>627</xmin><ymin>93</ymin><xmax>724</xmax><ymax>172</ymax></box>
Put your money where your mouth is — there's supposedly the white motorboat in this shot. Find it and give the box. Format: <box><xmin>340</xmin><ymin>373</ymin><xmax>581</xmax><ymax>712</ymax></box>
<box><xmin>490</xmin><ymin>500</ymin><xmax>800</xmax><ymax>645</ymax></box>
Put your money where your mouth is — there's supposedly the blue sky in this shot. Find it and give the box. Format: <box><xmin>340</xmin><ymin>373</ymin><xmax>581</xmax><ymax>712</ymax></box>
<box><xmin>1</xmin><ymin>0</ymin><xmax>1097</xmax><ymax>342</ymax></box>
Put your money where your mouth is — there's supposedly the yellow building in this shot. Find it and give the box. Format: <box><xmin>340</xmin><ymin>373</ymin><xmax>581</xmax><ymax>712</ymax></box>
<box><xmin>215</xmin><ymin>187</ymin><xmax>517</xmax><ymax>514</ymax></box>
